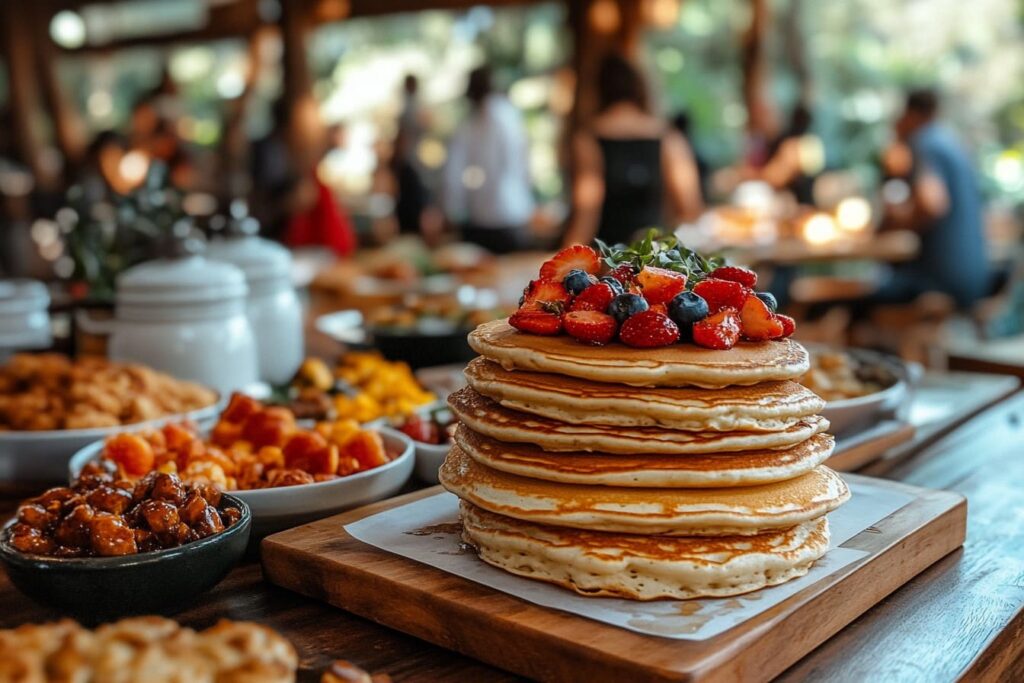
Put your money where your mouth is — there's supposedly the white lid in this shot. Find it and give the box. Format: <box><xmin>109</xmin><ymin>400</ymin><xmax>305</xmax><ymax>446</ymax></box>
<box><xmin>116</xmin><ymin>256</ymin><xmax>248</xmax><ymax>306</ymax></box>
<box><xmin>206</xmin><ymin>235</ymin><xmax>292</xmax><ymax>283</ymax></box>
<box><xmin>0</xmin><ymin>279</ymin><xmax>49</xmax><ymax>315</ymax></box>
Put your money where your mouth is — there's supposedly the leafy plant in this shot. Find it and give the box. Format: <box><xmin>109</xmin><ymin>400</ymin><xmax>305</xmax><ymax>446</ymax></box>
<box><xmin>594</xmin><ymin>229</ymin><xmax>725</xmax><ymax>286</ymax></box>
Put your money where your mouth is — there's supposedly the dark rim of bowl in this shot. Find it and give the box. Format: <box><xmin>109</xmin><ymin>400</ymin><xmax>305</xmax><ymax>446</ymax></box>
<box><xmin>0</xmin><ymin>493</ymin><xmax>251</xmax><ymax>570</ymax></box>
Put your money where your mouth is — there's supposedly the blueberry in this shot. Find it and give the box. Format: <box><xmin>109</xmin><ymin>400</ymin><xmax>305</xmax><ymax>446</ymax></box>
<box><xmin>563</xmin><ymin>269</ymin><xmax>595</xmax><ymax>295</ymax></box>
<box><xmin>599</xmin><ymin>276</ymin><xmax>625</xmax><ymax>295</ymax></box>
<box><xmin>607</xmin><ymin>293</ymin><xmax>649</xmax><ymax>323</ymax></box>
<box><xmin>755</xmin><ymin>291</ymin><xmax>778</xmax><ymax>312</ymax></box>
<box><xmin>668</xmin><ymin>291</ymin><xmax>709</xmax><ymax>328</ymax></box>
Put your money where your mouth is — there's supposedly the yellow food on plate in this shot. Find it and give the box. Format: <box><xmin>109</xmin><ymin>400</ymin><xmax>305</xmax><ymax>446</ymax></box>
<box><xmin>800</xmin><ymin>351</ymin><xmax>885</xmax><ymax>401</ymax></box>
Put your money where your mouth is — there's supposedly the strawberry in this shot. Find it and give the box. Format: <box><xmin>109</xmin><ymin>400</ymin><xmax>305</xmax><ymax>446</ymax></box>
<box><xmin>519</xmin><ymin>279</ymin><xmax>571</xmax><ymax>313</ymax></box>
<box><xmin>539</xmin><ymin>245</ymin><xmax>601</xmax><ymax>281</ymax></box>
<box><xmin>778</xmin><ymin>314</ymin><xmax>796</xmax><ymax>338</ymax></box>
<box><xmin>692</xmin><ymin>308</ymin><xmax>741</xmax><ymax>350</ymax></box>
<box><xmin>569</xmin><ymin>282</ymin><xmax>616</xmax><ymax>312</ymax></box>
<box><xmin>608</xmin><ymin>263</ymin><xmax>638</xmax><ymax>285</ymax></box>
<box><xmin>648</xmin><ymin>303</ymin><xmax>668</xmax><ymax>316</ymax></box>
<box><xmin>739</xmin><ymin>293</ymin><xmax>784</xmax><ymax>341</ymax></box>
<box><xmin>692</xmin><ymin>278</ymin><xmax>748</xmax><ymax>313</ymax></box>
<box><xmin>619</xmin><ymin>310</ymin><xmax>680</xmax><ymax>348</ymax></box>
<box><xmin>562</xmin><ymin>311</ymin><xmax>618</xmax><ymax>345</ymax></box>
<box><xmin>509</xmin><ymin>309</ymin><xmax>562</xmax><ymax>335</ymax></box>
<box><xmin>709</xmin><ymin>265</ymin><xmax>758</xmax><ymax>288</ymax></box>
<box><xmin>635</xmin><ymin>266</ymin><xmax>688</xmax><ymax>306</ymax></box>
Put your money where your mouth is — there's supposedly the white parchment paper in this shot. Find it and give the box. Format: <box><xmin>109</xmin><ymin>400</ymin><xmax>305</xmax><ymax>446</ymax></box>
<box><xmin>344</xmin><ymin>480</ymin><xmax>913</xmax><ymax>640</ymax></box>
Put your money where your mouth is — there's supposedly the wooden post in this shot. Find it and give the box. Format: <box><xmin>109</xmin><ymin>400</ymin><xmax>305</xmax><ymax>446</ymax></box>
<box><xmin>0</xmin><ymin>2</ymin><xmax>59</xmax><ymax>190</ymax></box>
<box><xmin>280</xmin><ymin>0</ymin><xmax>324</xmax><ymax>171</ymax></box>
<box><xmin>741</xmin><ymin>0</ymin><xmax>777</xmax><ymax>150</ymax></box>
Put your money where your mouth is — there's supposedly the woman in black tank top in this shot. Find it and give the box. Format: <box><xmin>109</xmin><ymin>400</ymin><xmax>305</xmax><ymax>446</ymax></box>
<box><xmin>564</xmin><ymin>54</ymin><xmax>703</xmax><ymax>247</ymax></box>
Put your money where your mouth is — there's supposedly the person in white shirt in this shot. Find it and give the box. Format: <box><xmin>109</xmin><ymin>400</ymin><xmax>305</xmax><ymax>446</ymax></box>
<box><xmin>442</xmin><ymin>66</ymin><xmax>535</xmax><ymax>253</ymax></box>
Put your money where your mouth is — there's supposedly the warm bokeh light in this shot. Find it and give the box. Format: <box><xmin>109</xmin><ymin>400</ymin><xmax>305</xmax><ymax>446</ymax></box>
<box><xmin>802</xmin><ymin>213</ymin><xmax>840</xmax><ymax>245</ymax></box>
<box><xmin>835</xmin><ymin>197</ymin><xmax>872</xmax><ymax>232</ymax></box>
<box><xmin>118</xmin><ymin>150</ymin><xmax>151</xmax><ymax>189</ymax></box>
<box><xmin>588</xmin><ymin>0</ymin><xmax>621</xmax><ymax>34</ymax></box>
<box><xmin>645</xmin><ymin>0</ymin><xmax>681</xmax><ymax>29</ymax></box>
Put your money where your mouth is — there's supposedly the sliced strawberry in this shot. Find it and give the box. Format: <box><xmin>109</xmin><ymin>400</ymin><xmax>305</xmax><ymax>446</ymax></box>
<box><xmin>692</xmin><ymin>308</ymin><xmax>741</xmax><ymax>350</ymax></box>
<box><xmin>562</xmin><ymin>311</ymin><xmax>618</xmax><ymax>345</ymax></box>
<box><xmin>608</xmin><ymin>263</ymin><xmax>638</xmax><ymax>286</ymax></box>
<box><xmin>619</xmin><ymin>310</ymin><xmax>680</xmax><ymax>348</ymax></box>
<box><xmin>739</xmin><ymin>293</ymin><xmax>784</xmax><ymax>341</ymax></box>
<box><xmin>509</xmin><ymin>310</ymin><xmax>562</xmax><ymax>335</ymax></box>
<box><xmin>568</xmin><ymin>282</ymin><xmax>616</xmax><ymax>312</ymax></box>
<box><xmin>709</xmin><ymin>265</ymin><xmax>758</xmax><ymax>288</ymax></box>
<box><xmin>777</xmin><ymin>314</ymin><xmax>796</xmax><ymax>338</ymax></box>
<box><xmin>539</xmin><ymin>245</ymin><xmax>601</xmax><ymax>281</ymax></box>
<box><xmin>692</xmin><ymin>278</ymin><xmax>748</xmax><ymax>313</ymax></box>
<box><xmin>520</xmin><ymin>279</ymin><xmax>571</xmax><ymax>313</ymax></box>
<box><xmin>635</xmin><ymin>266</ymin><xmax>688</xmax><ymax>306</ymax></box>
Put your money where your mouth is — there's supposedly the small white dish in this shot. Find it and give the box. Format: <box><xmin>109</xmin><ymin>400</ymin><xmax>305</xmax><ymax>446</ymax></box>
<box><xmin>0</xmin><ymin>400</ymin><xmax>222</xmax><ymax>484</ymax></box>
<box><xmin>368</xmin><ymin>401</ymin><xmax>452</xmax><ymax>485</ymax></box>
<box><xmin>69</xmin><ymin>427</ymin><xmax>414</xmax><ymax>534</ymax></box>
<box><xmin>808</xmin><ymin>346</ymin><xmax>912</xmax><ymax>436</ymax></box>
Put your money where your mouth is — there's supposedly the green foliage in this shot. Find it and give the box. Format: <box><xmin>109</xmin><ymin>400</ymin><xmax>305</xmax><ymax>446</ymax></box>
<box><xmin>595</xmin><ymin>229</ymin><xmax>725</xmax><ymax>285</ymax></box>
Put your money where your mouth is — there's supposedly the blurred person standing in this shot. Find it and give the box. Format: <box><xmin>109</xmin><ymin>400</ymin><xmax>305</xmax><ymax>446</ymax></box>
<box><xmin>442</xmin><ymin>66</ymin><xmax>534</xmax><ymax>254</ymax></box>
<box><xmin>878</xmin><ymin>89</ymin><xmax>988</xmax><ymax>308</ymax></box>
<box><xmin>564</xmin><ymin>54</ymin><xmax>703</xmax><ymax>247</ymax></box>
<box><xmin>391</xmin><ymin>75</ymin><xmax>432</xmax><ymax>236</ymax></box>
<box><xmin>757</xmin><ymin>104</ymin><xmax>819</xmax><ymax>205</ymax></box>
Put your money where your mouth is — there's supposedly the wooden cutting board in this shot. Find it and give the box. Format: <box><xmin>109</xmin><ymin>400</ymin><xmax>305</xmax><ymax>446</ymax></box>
<box><xmin>262</xmin><ymin>476</ymin><xmax>965</xmax><ymax>683</ymax></box>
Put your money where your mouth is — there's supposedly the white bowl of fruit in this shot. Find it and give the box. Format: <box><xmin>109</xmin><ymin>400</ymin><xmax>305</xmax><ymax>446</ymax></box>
<box><xmin>372</xmin><ymin>403</ymin><xmax>455</xmax><ymax>484</ymax></box>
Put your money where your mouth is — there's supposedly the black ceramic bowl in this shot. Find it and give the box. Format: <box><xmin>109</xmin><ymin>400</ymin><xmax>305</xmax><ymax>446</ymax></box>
<box><xmin>0</xmin><ymin>493</ymin><xmax>251</xmax><ymax>623</ymax></box>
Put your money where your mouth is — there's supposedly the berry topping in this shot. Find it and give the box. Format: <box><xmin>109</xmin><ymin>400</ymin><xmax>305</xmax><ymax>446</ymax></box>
<box><xmin>667</xmin><ymin>291</ymin><xmax>710</xmax><ymax>329</ymax></box>
<box><xmin>562</xmin><ymin>311</ymin><xmax>618</xmax><ymax>345</ymax></box>
<box><xmin>635</xmin><ymin>266</ymin><xmax>688</xmax><ymax>306</ymax></box>
<box><xmin>520</xmin><ymin>279</ymin><xmax>571</xmax><ymax>313</ymax></box>
<box><xmin>692</xmin><ymin>278</ymin><xmax>748</xmax><ymax>313</ymax></box>
<box><xmin>739</xmin><ymin>293</ymin><xmax>784</xmax><ymax>341</ymax></box>
<box><xmin>619</xmin><ymin>310</ymin><xmax>680</xmax><ymax>348</ymax></box>
<box><xmin>692</xmin><ymin>308</ymin><xmax>741</xmax><ymax>350</ymax></box>
<box><xmin>569</xmin><ymin>281</ymin><xmax>617</xmax><ymax>312</ymax></box>
<box><xmin>608</xmin><ymin>263</ymin><xmax>638</xmax><ymax>285</ymax></box>
<box><xmin>539</xmin><ymin>245</ymin><xmax>601</xmax><ymax>282</ymax></box>
<box><xmin>755</xmin><ymin>291</ymin><xmax>778</xmax><ymax>312</ymax></box>
<box><xmin>509</xmin><ymin>309</ymin><xmax>562</xmax><ymax>335</ymax></box>
<box><xmin>562</xmin><ymin>269</ymin><xmax>598</xmax><ymax>295</ymax></box>
<box><xmin>607</xmin><ymin>292</ymin><xmax>649</xmax><ymax>323</ymax></box>
<box><xmin>710</xmin><ymin>265</ymin><xmax>758</xmax><ymax>288</ymax></box>
<box><xmin>777</xmin><ymin>314</ymin><xmax>797</xmax><ymax>338</ymax></box>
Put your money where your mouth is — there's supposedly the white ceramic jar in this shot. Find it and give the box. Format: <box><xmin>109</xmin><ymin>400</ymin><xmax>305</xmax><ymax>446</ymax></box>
<box><xmin>0</xmin><ymin>279</ymin><xmax>51</xmax><ymax>356</ymax></box>
<box><xmin>106</xmin><ymin>256</ymin><xmax>258</xmax><ymax>394</ymax></box>
<box><xmin>206</xmin><ymin>235</ymin><xmax>303</xmax><ymax>384</ymax></box>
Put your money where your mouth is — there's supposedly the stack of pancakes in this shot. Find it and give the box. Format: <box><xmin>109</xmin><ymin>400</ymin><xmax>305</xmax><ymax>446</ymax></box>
<box><xmin>440</xmin><ymin>320</ymin><xmax>850</xmax><ymax>600</ymax></box>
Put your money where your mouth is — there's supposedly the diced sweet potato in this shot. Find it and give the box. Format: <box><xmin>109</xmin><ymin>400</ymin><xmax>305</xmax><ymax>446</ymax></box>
<box><xmin>104</xmin><ymin>433</ymin><xmax>155</xmax><ymax>476</ymax></box>
<box><xmin>339</xmin><ymin>431</ymin><xmax>390</xmax><ymax>470</ymax></box>
<box><xmin>221</xmin><ymin>392</ymin><xmax>261</xmax><ymax>423</ymax></box>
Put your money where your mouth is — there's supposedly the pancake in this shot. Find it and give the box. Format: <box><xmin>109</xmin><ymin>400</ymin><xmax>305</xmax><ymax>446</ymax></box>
<box><xmin>448</xmin><ymin>387</ymin><xmax>829</xmax><ymax>455</ymax></box>
<box><xmin>440</xmin><ymin>447</ymin><xmax>849</xmax><ymax>535</ymax></box>
<box><xmin>454</xmin><ymin>425</ymin><xmax>836</xmax><ymax>488</ymax></box>
<box><xmin>469</xmin><ymin>319</ymin><xmax>809</xmax><ymax>388</ymax></box>
<box><xmin>463</xmin><ymin>357</ymin><xmax>825</xmax><ymax>431</ymax></box>
<box><xmin>460</xmin><ymin>502</ymin><xmax>830</xmax><ymax>600</ymax></box>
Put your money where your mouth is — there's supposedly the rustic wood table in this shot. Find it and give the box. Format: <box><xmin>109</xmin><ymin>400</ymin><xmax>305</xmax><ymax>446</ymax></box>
<box><xmin>2</xmin><ymin>384</ymin><xmax>1023</xmax><ymax>682</ymax></box>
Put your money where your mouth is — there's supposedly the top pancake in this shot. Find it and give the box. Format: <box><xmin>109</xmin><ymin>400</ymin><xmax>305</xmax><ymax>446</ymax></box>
<box><xmin>469</xmin><ymin>319</ymin><xmax>810</xmax><ymax>388</ymax></box>
<box><xmin>463</xmin><ymin>357</ymin><xmax>825</xmax><ymax>431</ymax></box>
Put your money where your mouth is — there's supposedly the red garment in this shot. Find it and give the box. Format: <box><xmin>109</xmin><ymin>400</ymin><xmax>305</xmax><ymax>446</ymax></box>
<box><xmin>284</xmin><ymin>175</ymin><xmax>356</xmax><ymax>256</ymax></box>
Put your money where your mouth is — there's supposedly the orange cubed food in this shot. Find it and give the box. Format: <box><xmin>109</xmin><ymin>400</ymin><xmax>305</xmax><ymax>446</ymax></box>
<box><xmin>340</xmin><ymin>431</ymin><xmax>390</xmax><ymax>471</ymax></box>
<box><xmin>221</xmin><ymin>393</ymin><xmax>261</xmax><ymax>423</ymax></box>
<box><xmin>161</xmin><ymin>422</ymin><xmax>195</xmax><ymax>451</ymax></box>
<box><xmin>103</xmin><ymin>433</ymin><xmax>155</xmax><ymax>476</ymax></box>
<box><xmin>241</xmin><ymin>407</ymin><xmax>296</xmax><ymax>448</ymax></box>
<box><xmin>210</xmin><ymin>420</ymin><xmax>243</xmax><ymax>447</ymax></box>
<box><xmin>256</xmin><ymin>446</ymin><xmax>285</xmax><ymax>469</ymax></box>
<box><xmin>282</xmin><ymin>432</ymin><xmax>328</xmax><ymax>468</ymax></box>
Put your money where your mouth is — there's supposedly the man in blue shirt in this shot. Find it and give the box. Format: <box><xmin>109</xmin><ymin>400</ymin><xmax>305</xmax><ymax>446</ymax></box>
<box><xmin>879</xmin><ymin>89</ymin><xmax>989</xmax><ymax>308</ymax></box>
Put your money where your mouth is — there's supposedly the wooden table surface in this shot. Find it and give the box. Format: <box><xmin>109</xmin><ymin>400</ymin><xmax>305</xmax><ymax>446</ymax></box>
<box><xmin>3</xmin><ymin>383</ymin><xmax>1024</xmax><ymax>682</ymax></box>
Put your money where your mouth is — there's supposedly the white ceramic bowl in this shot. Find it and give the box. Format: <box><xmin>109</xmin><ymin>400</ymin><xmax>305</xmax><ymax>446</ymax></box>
<box><xmin>809</xmin><ymin>347</ymin><xmax>911</xmax><ymax>436</ymax></box>
<box><xmin>0</xmin><ymin>401</ymin><xmax>222</xmax><ymax>485</ymax></box>
<box><xmin>69</xmin><ymin>427</ymin><xmax>414</xmax><ymax>534</ymax></box>
<box><xmin>369</xmin><ymin>401</ymin><xmax>452</xmax><ymax>485</ymax></box>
